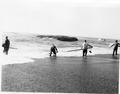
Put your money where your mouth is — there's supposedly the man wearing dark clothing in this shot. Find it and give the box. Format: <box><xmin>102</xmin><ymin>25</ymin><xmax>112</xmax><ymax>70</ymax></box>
<box><xmin>50</xmin><ymin>44</ymin><xmax>58</xmax><ymax>57</ymax></box>
<box><xmin>111</xmin><ymin>40</ymin><xmax>120</xmax><ymax>56</ymax></box>
<box><xmin>3</xmin><ymin>36</ymin><xmax>10</xmax><ymax>55</ymax></box>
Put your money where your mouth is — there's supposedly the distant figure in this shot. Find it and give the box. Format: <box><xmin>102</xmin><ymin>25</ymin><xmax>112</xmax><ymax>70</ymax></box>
<box><xmin>111</xmin><ymin>40</ymin><xmax>120</xmax><ymax>56</ymax></box>
<box><xmin>82</xmin><ymin>40</ymin><xmax>93</xmax><ymax>57</ymax></box>
<box><xmin>2</xmin><ymin>36</ymin><xmax>10</xmax><ymax>55</ymax></box>
<box><xmin>50</xmin><ymin>44</ymin><xmax>58</xmax><ymax>57</ymax></box>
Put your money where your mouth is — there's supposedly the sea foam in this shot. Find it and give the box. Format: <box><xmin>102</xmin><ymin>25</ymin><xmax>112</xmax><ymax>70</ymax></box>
<box><xmin>1</xmin><ymin>32</ymin><xmax>119</xmax><ymax>65</ymax></box>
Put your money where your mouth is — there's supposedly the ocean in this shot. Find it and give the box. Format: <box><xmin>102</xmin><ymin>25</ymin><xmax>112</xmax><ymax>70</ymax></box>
<box><xmin>1</xmin><ymin>32</ymin><xmax>120</xmax><ymax>65</ymax></box>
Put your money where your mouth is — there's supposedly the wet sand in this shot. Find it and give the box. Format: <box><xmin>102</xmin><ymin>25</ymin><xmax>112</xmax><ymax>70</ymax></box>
<box><xmin>2</xmin><ymin>54</ymin><xmax>119</xmax><ymax>93</ymax></box>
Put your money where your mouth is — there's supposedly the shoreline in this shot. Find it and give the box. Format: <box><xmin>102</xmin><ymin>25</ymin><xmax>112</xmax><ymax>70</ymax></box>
<box><xmin>1</xmin><ymin>45</ymin><xmax>119</xmax><ymax>65</ymax></box>
<box><xmin>2</xmin><ymin>52</ymin><xmax>119</xmax><ymax>66</ymax></box>
<box><xmin>2</xmin><ymin>54</ymin><xmax>119</xmax><ymax>93</ymax></box>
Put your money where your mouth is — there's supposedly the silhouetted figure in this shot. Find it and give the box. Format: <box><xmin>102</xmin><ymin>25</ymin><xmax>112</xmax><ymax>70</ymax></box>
<box><xmin>82</xmin><ymin>40</ymin><xmax>93</xmax><ymax>57</ymax></box>
<box><xmin>50</xmin><ymin>44</ymin><xmax>58</xmax><ymax>57</ymax></box>
<box><xmin>3</xmin><ymin>36</ymin><xmax>10</xmax><ymax>55</ymax></box>
<box><xmin>111</xmin><ymin>40</ymin><xmax>120</xmax><ymax>56</ymax></box>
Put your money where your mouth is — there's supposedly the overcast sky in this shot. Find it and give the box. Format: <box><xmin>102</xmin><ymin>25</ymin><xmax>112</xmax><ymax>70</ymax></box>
<box><xmin>0</xmin><ymin>0</ymin><xmax>120</xmax><ymax>39</ymax></box>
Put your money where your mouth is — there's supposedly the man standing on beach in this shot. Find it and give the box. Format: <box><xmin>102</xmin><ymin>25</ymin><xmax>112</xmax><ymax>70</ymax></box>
<box><xmin>111</xmin><ymin>40</ymin><xmax>120</xmax><ymax>56</ymax></box>
<box><xmin>3</xmin><ymin>36</ymin><xmax>10</xmax><ymax>55</ymax></box>
<box><xmin>82</xmin><ymin>40</ymin><xmax>93</xmax><ymax>57</ymax></box>
<box><xmin>50</xmin><ymin>44</ymin><xmax>58</xmax><ymax>57</ymax></box>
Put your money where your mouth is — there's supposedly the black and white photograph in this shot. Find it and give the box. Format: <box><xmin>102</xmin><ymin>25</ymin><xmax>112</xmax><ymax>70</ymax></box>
<box><xmin>0</xmin><ymin>0</ymin><xmax>120</xmax><ymax>94</ymax></box>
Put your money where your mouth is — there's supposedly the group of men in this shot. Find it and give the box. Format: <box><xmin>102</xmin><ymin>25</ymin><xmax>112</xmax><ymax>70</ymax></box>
<box><xmin>2</xmin><ymin>36</ymin><xmax>120</xmax><ymax>57</ymax></box>
<box><xmin>49</xmin><ymin>40</ymin><xmax>120</xmax><ymax>57</ymax></box>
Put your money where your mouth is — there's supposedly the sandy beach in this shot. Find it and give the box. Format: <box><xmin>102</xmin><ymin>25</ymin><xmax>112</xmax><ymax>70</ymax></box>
<box><xmin>2</xmin><ymin>54</ymin><xmax>119</xmax><ymax>93</ymax></box>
